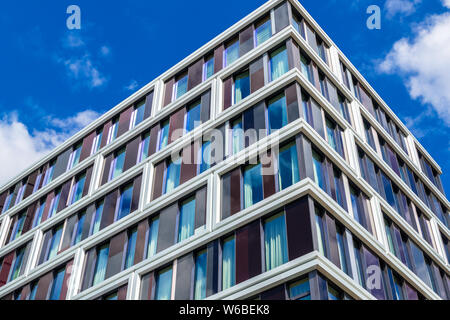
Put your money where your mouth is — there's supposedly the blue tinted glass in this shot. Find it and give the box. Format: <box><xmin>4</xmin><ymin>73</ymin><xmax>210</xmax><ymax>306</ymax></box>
<box><xmin>222</xmin><ymin>237</ymin><xmax>235</xmax><ymax>290</ymax></box>
<box><xmin>382</xmin><ymin>174</ymin><xmax>396</xmax><ymax>208</ymax></box>
<box><xmin>312</xmin><ymin>151</ymin><xmax>324</xmax><ymax>189</ymax></box>
<box><xmin>255</xmin><ymin>19</ymin><xmax>271</xmax><ymax>46</ymax></box>
<box><xmin>134</xmin><ymin>101</ymin><xmax>146</xmax><ymax>126</ymax></box>
<box><xmin>164</xmin><ymin>161</ymin><xmax>181</xmax><ymax>194</ymax></box>
<box><xmin>176</xmin><ymin>75</ymin><xmax>188</xmax><ymax>99</ymax></box>
<box><xmin>159</xmin><ymin>121</ymin><xmax>170</xmax><ymax>150</ymax></box>
<box><xmin>232</xmin><ymin>119</ymin><xmax>244</xmax><ymax>154</ymax></box>
<box><xmin>111</xmin><ymin>149</ymin><xmax>126</xmax><ymax>180</ymax></box>
<box><xmin>49</xmin><ymin>268</ymin><xmax>65</xmax><ymax>300</ymax></box>
<box><xmin>270</xmin><ymin>46</ymin><xmax>288</xmax><ymax>81</ymax></box>
<box><xmin>243</xmin><ymin>164</ymin><xmax>263</xmax><ymax>208</ymax></box>
<box><xmin>117</xmin><ymin>185</ymin><xmax>133</xmax><ymax>220</ymax></box>
<box><xmin>178</xmin><ymin>198</ymin><xmax>196</xmax><ymax>242</ymax></box>
<box><xmin>186</xmin><ymin>101</ymin><xmax>201</xmax><ymax>132</ymax></box>
<box><xmin>200</xmin><ymin>141</ymin><xmax>211</xmax><ymax>173</ymax></box>
<box><xmin>289</xmin><ymin>278</ymin><xmax>310</xmax><ymax>300</ymax></box>
<box><xmin>91</xmin><ymin>202</ymin><xmax>104</xmax><ymax>235</ymax></box>
<box><xmin>204</xmin><ymin>58</ymin><xmax>214</xmax><ymax>80</ymax></box>
<box><xmin>268</xmin><ymin>95</ymin><xmax>288</xmax><ymax>133</ymax></box>
<box><xmin>73</xmin><ymin>213</ymin><xmax>86</xmax><ymax>245</ymax></box>
<box><xmin>147</xmin><ymin>217</ymin><xmax>159</xmax><ymax>258</ymax></box>
<box><xmin>278</xmin><ymin>143</ymin><xmax>300</xmax><ymax>190</ymax></box>
<box><xmin>194</xmin><ymin>251</ymin><xmax>207</xmax><ymax>300</ymax></box>
<box><xmin>155</xmin><ymin>267</ymin><xmax>173</xmax><ymax>300</ymax></box>
<box><xmin>139</xmin><ymin>133</ymin><xmax>150</xmax><ymax>162</ymax></box>
<box><xmin>234</xmin><ymin>71</ymin><xmax>250</xmax><ymax>104</ymax></box>
<box><xmin>225</xmin><ymin>40</ymin><xmax>239</xmax><ymax>66</ymax></box>
<box><xmin>47</xmin><ymin>225</ymin><xmax>64</xmax><ymax>261</ymax></box>
<box><xmin>124</xmin><ymin>229</ymin><xmax>137</xmax><ymax>269</ymax></box>
<box><xmin>264</xmin><ymin>213</ymin><xmax>288</xmax><ymax>271</ymax></box>
<box><xmin>72</xmin><ymin>175</ymin><xmax>86</xmax><ymax>204</ymax></box>
<box><xmin>93</xmin><ymin>244</ymin><xmax>109</xmax><ymax>285</ymax></box>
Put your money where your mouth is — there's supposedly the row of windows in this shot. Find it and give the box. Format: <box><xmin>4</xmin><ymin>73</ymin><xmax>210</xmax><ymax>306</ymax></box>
<box><xmin>1</xmin><ymin>260</ymin><xmax>72</xmax><ymax>300</ymax></box>
<box><xmin>362</xmin><ymin>120</ymin><xmax>448</xmax><ymax>230</ymax></box>
<box><xmin>1</xmin><ymin>166</ymin><xmax>93</xmax><ymax>248</ymax></box>
<box><xmin>384</xmin><ymin>215</ymin><xmax>449</xmax><ymax>299</ymax></box>
<box><xmin>0</xmin><ymin>242</ymin><xmax>32</xmax><ymax>288</ymax></box>
<box><xmin>340</xmin><ymin>59</ymin><xmax>444</xmax><ymax>194</ymax></box>
<box><xmin>81</xmin><ymin>186</ymin><xmax>206</xmax><ymax>291</ymax></box>
<box><xmin>0</xmin><ymin>93</ymin><xmax>153</xmax><ymax>216</ymax></box>
<box><xmin>314</xmin><ymin>206</ymin><xmax>429</xmax><ymax>300</ymax></box>
<box><xmin>359</xmin><ymin>146</ymin><xmax>449</xmax><ymax>236</ymax></box>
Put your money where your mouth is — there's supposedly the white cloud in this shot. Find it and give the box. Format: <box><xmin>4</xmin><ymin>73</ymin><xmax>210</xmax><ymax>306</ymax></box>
<box><xmin>99</xmin><ymin>46</ymin><xmax>111</xmax><ymax>57</ymax></box>
<box><xmin>62</xmin><ymin>33</ymin><xmax>85</xmax><ymax>48</ymax></box>
<box><xmin>124</xmin><ymin>80</ymin><xmax>139</xmax><ymax>91</ymax></box>
<box><xmin>443</xmin><ymin>0</ymin><xmax>450</xmax><ymax>8</ymax></box>
<box><xmin>0</xmin><ymin>110</ymin><xmax>100</xmax><ymax>187</ymax></box>
<box><xmin>384</xmin><ymin>0</ymin><xmax>421</xmax><ymax>17</ymax></box>
<box><xmin>379</xmin><ymin>12</ymin><xmax>450</xmax><ymax>126</ymax></box>
<box><xmin>61</xmin><ymin>54</ymin><xmax>108</xmax><ymax>89</ymax></box>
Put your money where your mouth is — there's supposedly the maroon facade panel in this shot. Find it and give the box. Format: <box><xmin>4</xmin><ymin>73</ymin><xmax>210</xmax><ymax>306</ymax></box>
<box><xmin>144</xmin><ymin>91</ymin><xmax>154</xmax><ymax>119</ymax></box>
<box><xmin>80</xmin><ymin>131</ymin><xmax>96</xmax><ymax>162</ymax></box>
<box><xmin>229</xmin><ymin>168</ymin><xmax>242</xmax><ymax>216</ymax></box>
<box><xmin>194</xmin><ymin>186</ymin><xmax>207</xmax><ymax>230</ymax></box>
<box><xmin>24</xmin><ymin>170</ymin><xmax>38</xmax><ymax>200</ymax></box>
<box><xmin>124</xmin><ymin>136</ymin><xmax>141</xmax><ymax>172</ymax></box>
<box><xmin>59</xmin><ymin>260</ymin><xmax>73</xmax><ymax>300</ymax></box>
<box><xmin>105</xmin><ymin>231</ymin><xmax>127</xmax><ymax>279</ymax></box>
<box><xmin>223</xmin><ymin>77</ymin><xmax>233</xmax><ymax>110</ymax></box>
<box><xmin>285</xmin><ymin>83</ymin><xmax>300</xmax><ymax>123</ymax></box>
<box><xmin>117</xmin><ymin>285</ymin><xmax>128</xmax><ymax>300</ymax></box>
<box><xmin>140</xmin><ymin>272</ymin><xmax>154</xmax><ymax>300</ymax></box>
<box><xmin>169</xmin><ymin>107</ymin><xmax>186</xmax><ymax>144</ymax></box>
<box><xmin>57</xmin><ymin>180</ymin><xmax>72</xmax><ymax>213</ymax></box>
<box><xmin>163</xmin><ymin>78</ymin><xmax>175</xmax><ymax>107</ymax></box>
<box><xmin>35</xmin><ymin>272</ymin><xmax>53</xmax><ymax>300</ymax></box>
<box><xmin>100</xmin><ymin>190</ymin><xmax>119</xmax><ymax>230</ymax></box>
<box><xmin>262</xmin><ymin>151</ymin><xmax>276</xmax><ymax>199</ymax></box>
<box><xmin>134</xmin><ymin>220</ymin><xmax>149</xmax><ymax>265</ymax></box>
<box><xmin>236</xmin><ymin>220</ymin><xmax>262</xmax><ymax>284</ymax></box>
<box><xmin>249</xmin><ymin>57</ymin><xmax>265</xmax><ymax>93</ymax></box>
<box><xmin>41</xmin><ymin>191</ymin><xmax>55</xmax><ymax>223</ymax></box>
<box><xmin>0</xmin><ymin>252</ymin><xmax>14</xmax><ymax>287</ymax></box>
<box><xmin>214</xmin><ymin>45</ymin><xmax>224</xmax><ymax>73</ymax></box>
<box><xmin>82</xmin><ymin>166</ymin><xmax>93</xmax><ymax>197</ymax></box>
<box><xmin>285</xmin><ymin>196</ymin><xmax>314</xmax><ymax>260</ymax></box>
<box><xmin>187</xmin><ymin>59</ymin><xmax>204</xmax><ymax>90</ymax></box>
<box><xmin>152</xmin><ymin>161</ymin><xmax>166</xmax><ymax>200</ymax></box>
<box><xmin>239</xmin><ymin>24</ymin><xmax>254</xmax><ymax>57</ymax></box>
<box><xmin>148</xmin><ymin>124</ymin><xmax>160</xmax><ymax>157</ymax></box>
<box><xmin>117</xmin><ymin>107</ymin><xmax>133</xmax><ymax>138</ymax></box>
<box><xmin>100</xmin><ymin>120</ymin><xmax>112</xmax><ymax>149</ymax></box>
<box><xmin>324</xmin><ymin>213</ymin><xmax>340</xmax><ymax>268</ymax></box>
<box><xmin>180</xmin><ymin>142</ymin><xmax>198</xmax><ymax>185</ymax></box>
<box><xmin>101</xmin><ymin>154</ymin><xmax>113</xmax><ymax>186</ymax></box>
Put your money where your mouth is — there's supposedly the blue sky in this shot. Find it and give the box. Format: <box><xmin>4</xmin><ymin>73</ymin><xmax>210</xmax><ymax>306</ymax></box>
<box><xmin>0</xmin><ymin>0</ymin><xmax>449</xmax><ymax>193</ymax></box>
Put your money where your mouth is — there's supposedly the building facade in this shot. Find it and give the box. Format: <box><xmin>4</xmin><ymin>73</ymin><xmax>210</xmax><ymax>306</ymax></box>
<box><xmin>0</xmin><ymin>0</ymin><xmax>448</xmax><ymax>300</ymax></box>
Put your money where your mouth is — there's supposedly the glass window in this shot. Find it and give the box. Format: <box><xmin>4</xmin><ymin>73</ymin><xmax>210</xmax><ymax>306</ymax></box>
<box><xmin>315</xmin><ymin>211</ymin><xmax>327</xmax><ymax>256</ymax></box>
<box><xmin>203</xmin><ymin>56</ymin><xmax>214</xmax><ymax>81</ymax></box>
<box><xmin>300</xmin><ymin>53</ymin><xmax>311</xmax><ymax>82</ymax></box>
<box><xmin>164</xmin><ymin>160</ymin><xmax>181</xmax><ymax>194</ymax></box>
<box><xmin>234</xmin><ymin>70</ymin><xmax>250</xmax><ymax>104</ymax></box>
<box><xmin>107</xmin><ymin>120</ymin><xmax>119</xmax><ymax>145</ymax></box>
<box><xmin>33</xmin><ymin>173</ymin><xmax>42</xmax><ymax>194</ymax></box>
<box><xmin>381</xmin><ymin>173</ymin><xmax>396</xmax><ymax>208</ymax></box>
<box><xmin>72</xmin><ymin>212</ymin><xmax>86</xmax><ymax>245</ymax></box>
<box><xmin>225</xmin><ymin>39</ymin><xmax>239</xmax><ymax>67</ymax></box>
<box><xmin>384</xmin><ymin>218</ymin><xmax>397</xmax><ymax>256</ymax></box>
<box><xmin>67</xmin><ymin>143</ymin><xmax>82</xmax><ymax>171</ymax></box>
<box><xmin>255</xmin><ymin>18</ymin><xmax>272</xmax><ymax>46</ymax></box>
<box><xmin>9</xmin><ymin>247</ymin><xmax>25</xmax><ymax>282</ymax></box>
<box><xmin>91</xmin><ymin>131</ymin><xmax>103</xmax><ymax>155</ymax></box>
<box><xmin>124</xmin><ymin>228</ymin><xmax>138</xmax><ymax>269</ymax></box>
<box><xmin>178</xmin><ymin>197</ymin><xmax>196</xmax><ymax>242</ymax></box>
<box><xmin>194</xmin><ymin>250</ymin><xmax>207</xmax><ymax>300</ymax></box>
<box><xmin>109</xmin><ymin>148</ymin><xmax>126</xmax><ymax>181</ymax></box>
<box><xmin>328</xmin><ymin>284</ymin><xmax>343</xmax><ymax>300</ymax></box>
<box><xmin>116</xmin><ymin>184</ymin><xmax>134</xmax><ymax>220</ymax></box>
<box><xmin>70</xmin><ymin>174</ymin><xmax>86</xmax><ymax>205</ymax></box>
<box><xmin>132</xmin><ymin>100</ymin><xmax>146</xmax><ymax>129</ymax></box>
<box><xmin>174</xmin><ymin>74</ymin><xmax>188</xmax><ymax>100</ymax></box>
<box><xmin>93</xmin><ymin>244</ymin><xmax>109</xmax><ymax>286</ymax></box>
<box><xmin>231</xmin><ymin>118</ymin><xmax>244</xmax><ymax>155</ymax></box>
<box><xmin>32</xmin><ymin>200</ymin><xmax>46</xmax><ymax>228</ymax></box>
<box><xmin>2</xmin><ymin>192</ymin><xmax>13</xmax><ymax>213</ymax></box>
<box><xmin>159</xmin><ymin>120</ymin><xmax>170</xmax><ymax>151</ymax></box>
<box><xmin>268</xmin><ymin>94</ymin><xmax>288</xmax><ymax>133</ymax></box>
<box><xmin>243</xmin><ymin>164</ymin><xmax>263</xmax><ymax>208</ymax></box>
<box><xmin>312</xmin><ymin>150</ymin><xmax>324</xmax><ymax>189</ymax></box>
<box><xmin>147</xmin><ymin>217</ymin><xmax>159</xmax><ymax>259</ymax></box>
<box><xmin>11</xmin><ymin>212</ymin><xmax>26</xmax><ymax>242</ymax></box>
<box><xmin>387</xmin><ymin>268</ymin><xmax>404</xmax><ymax>300</ymax></box>
<box><xmin>353</xmin><ymin>241</ymin><xmax>365</xmax><ymax>287</ymax></box>
<box><xmin>336</xmin><ymin>226</ymin><xmax>349</xmax><ymax>275</ymax></box>
<box><xmin>48</xmin><ymin>190</ymin><xmax>61</xmax><ymax>219</ymax></box>
<box><xmin>292</xmin><ymin>15</ymin><xmax>302</xmax><ymax>35</ymax></box>
<box><xmin>49</xmin><ymin>268</ymin><xmax>66</xmax><ymax>300</ymax></box>
<box><xmin>42</xmin><ymin>163</ymin><xmax>55</xmax><ymax>187</ymax></box>
<box><xmin>155</xmin><ymin>267</ymin><xmax>173</xmax><ymax>300</ymax></box>
<box><xmin>289</xmin><ymin>277</ymin><xmax>311</xmax><ymax>300</ymax></box>
<box><xmin>200</xmin><ymin>140</ymin><xmax>211</xmax><ymax>174</ymax></box>
<box><xmin>222</xmin><ymin>236</ymin><xmax>235</xmax><ymax>290</ymax></box>
<box><xmin>15</xmin><ymin>183</ymin><xmax>26</xmax><ymax>206</ymax></box>
<box><xmin>270</xmin><ymin>46</ymin><xmax>288</xmax><ymax>81</ymax></box>
<box><xmin>29</xmin><ymin>281</ymin><xmax>38</xmax><ymax>300</ymax></box>
<box><xmin>47</xmin><ymin>224</ymin><xmax>64</xmax><ymax>261</ymax></box>
<box><xmin>186</xmin><ymin>100</ymin><xmax>201</xmax><ymax>132</ymax></box>
<box><xmin>278</xmin><ymin>142</ymin><xmax>300</xmax><ymax>190</ymax></box>
<box><xmin>91</xmin><ymin>201</ymin><xmax>104</xmax><ymax>236</ymax></box>
<box><xmin>410</xmin><ymin>242</ymin><xmax>433</xmax><ymax>289</ymax></box>
<box><xmin>138</xmin><ymin>131</ymin><xmax>150</xmax><ymax>163</ymax></box>
<box><xmin>326</xmin><ymin>118</ymin><xmax>338</xmax><ymax>151</ymax></box>
<box><xmin>264</xmin><ymin>212</ymin><xmax>288</xmax><ymax>271</ymax></box>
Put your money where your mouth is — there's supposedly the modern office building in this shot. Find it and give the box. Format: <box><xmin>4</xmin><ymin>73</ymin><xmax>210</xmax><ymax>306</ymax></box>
<box><xmin>0</xmin><ymin>0</ymin><xmax>448</xmax><ymax>301</ymax></box>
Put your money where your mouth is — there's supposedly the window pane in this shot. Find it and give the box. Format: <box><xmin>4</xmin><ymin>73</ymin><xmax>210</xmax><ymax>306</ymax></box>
<box><xmin>225</xmin><ymin>40</ymin><xmax>239</xmax><ymax>66</ymax></box>
<box><xmin>155</xmin><ymin>267</ymin><xmax>173</xmax><ymax>300</ymax></box>
<box><xmin>326</xmin><ymin>119</ymin><xmax>337</xmax><ymax>151</ymax></box>
<box><xmin>124</xmin><ymin>228</ymin><xmax>137</xmax><ymax>269</ymax></box>
<box><xmin>222</xmin><ymin>236</ymin><xmax>235</xmax><ymax>290</ymax></box>
<box><xmin>264</xmin><ymin>213</ymin><xmax>288</xmax><ymax>271</ymax></box>
<box><xmin>93</xmin><ymin>244</ymin><xmax>109</xmax><ymax>286</ymax></box>
<box><xmin>194</xmin><ymin>250</ymin><xmax>207</xmax><ymax>300</ymax></box>
<box><xmin>315</xmin><ymin>213</ymin><xmax>327</xmax><ymax>256</ymax></box>
<box><xmin>49</xmin><ymin>268</ymin><xmax>65</xmax><ymax>300</ymax></box>
<box><xmin>278</xmin><ymin>142</ymin><xmax>300</xmax><ymax>190</ymax></box>
<box><xmin>255</xmin><ymin>19</ymin><xmax>271</xmax><ymax>46</ymax></box>
<box><xmin>200</xmin><ymin>141</ymin><xmax>211</xmax><ymax>173</ymax></box>
<box><xmin>328</xmin><ymin>284</ymin><xmax>342</xmax><ymax>300</ymax></box>
<box><xmin>91</xmin><ymin>202</ymin><xmax>104</xmax><ymax>235</ymax></box>
<box><xmin>312</xmin><ymin>150</ymin><xmax>324</xmax><ymax>189</ymax></box>
<box><xmin>243</xmin><ymin>164</ymin><xmax>263</xmax><ymax>208</ymax></box>
<box><xmin>300</xmin><ymin>54</ymin><xmax>311</xmax><ymax>82</ymax></box>
<box><xmin>111</xmin><ymin>149</ymin><xmax>126</xmax><ymax>180</ymax></box>
<box><xmin>336</xmin><ymin>229</ymin><xmax>348</xmax><ymax>275</ymax></box>
<box><xmin>289</xmin><ymin>277</ymin><xmax>311</xmax><ymax>300</ymax></box>
<box><xmin>134</xmin><ymin>101</ymin><xmax>146</xmax><ymax>127</ymax></box>
<box><xmin>268</xmin><ymin>94</ymin><xmax>288</xmax><ymax>133</ymax></box>
<box><xmin>178</xmin><ymin>197</ymin><xmax>196</xmax><ymax>242</ymax></box>
<box><xmin>116</xmin><ymin>184</ymin><xmax>134</xmax><ymax>220</ymax></box>
<box><xmin>9</xmin><ymin>247</ymin><xmax>25</xmax><ymax>281</ymax></box>
<box><xmin>232</xmin><ymin>119</ymin><xmax>244</xmax><ymax>154</ymax></box>
<box><xmin>186</xmin><ymin>101</ymin><xmax>201</xmax><ymax>132</ymax></box>
<box><xmin>139</xmin><ymin>132</ymin><xmax>150</xmax><ymax>163</ymax></box>
<box><xmin>234</xmin><ymin>71</ymin><xmax>250</xmax><ymax>104</ymax></box>
<box><xmin>175</xmin><ymin>75</ymin><xmax>188</xmax><ymax>99</ymax></box>
<box><xmin>165</xmin><ymin>160</ymin><xmax>181</xmax><ymax>194</ymax></box>
<box><xmin>71</xmin><ymin>174</ymin><xmax>86</xmax><ymax>204</ymax></box>
<box><xmin>147</xmin><ymin>217</ymin><xmax>159</xmax><ymax>258</ymax></box>
<box><xmin>159</xmin><ymin>121</ymin><xmax>170</xmax><ymax>150</ymax></box>
<box><xmin>270</xmin><ymin>46</ymin><xmax>288</xmax><ymax>81</ymax></box>
<box><xmin>47</xmin><ymin>225</ymin><xmax>63</xmax><ymax>261</ymax></box>
<box><xmin>73</xmin><ymin>212</ymin><xmax>86</xmax><ymax>245</ymax></box>
<box><xmin>203</xmin><ymin>57</ymin><xmax>214</xmax><ymax>81</ymax></box>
